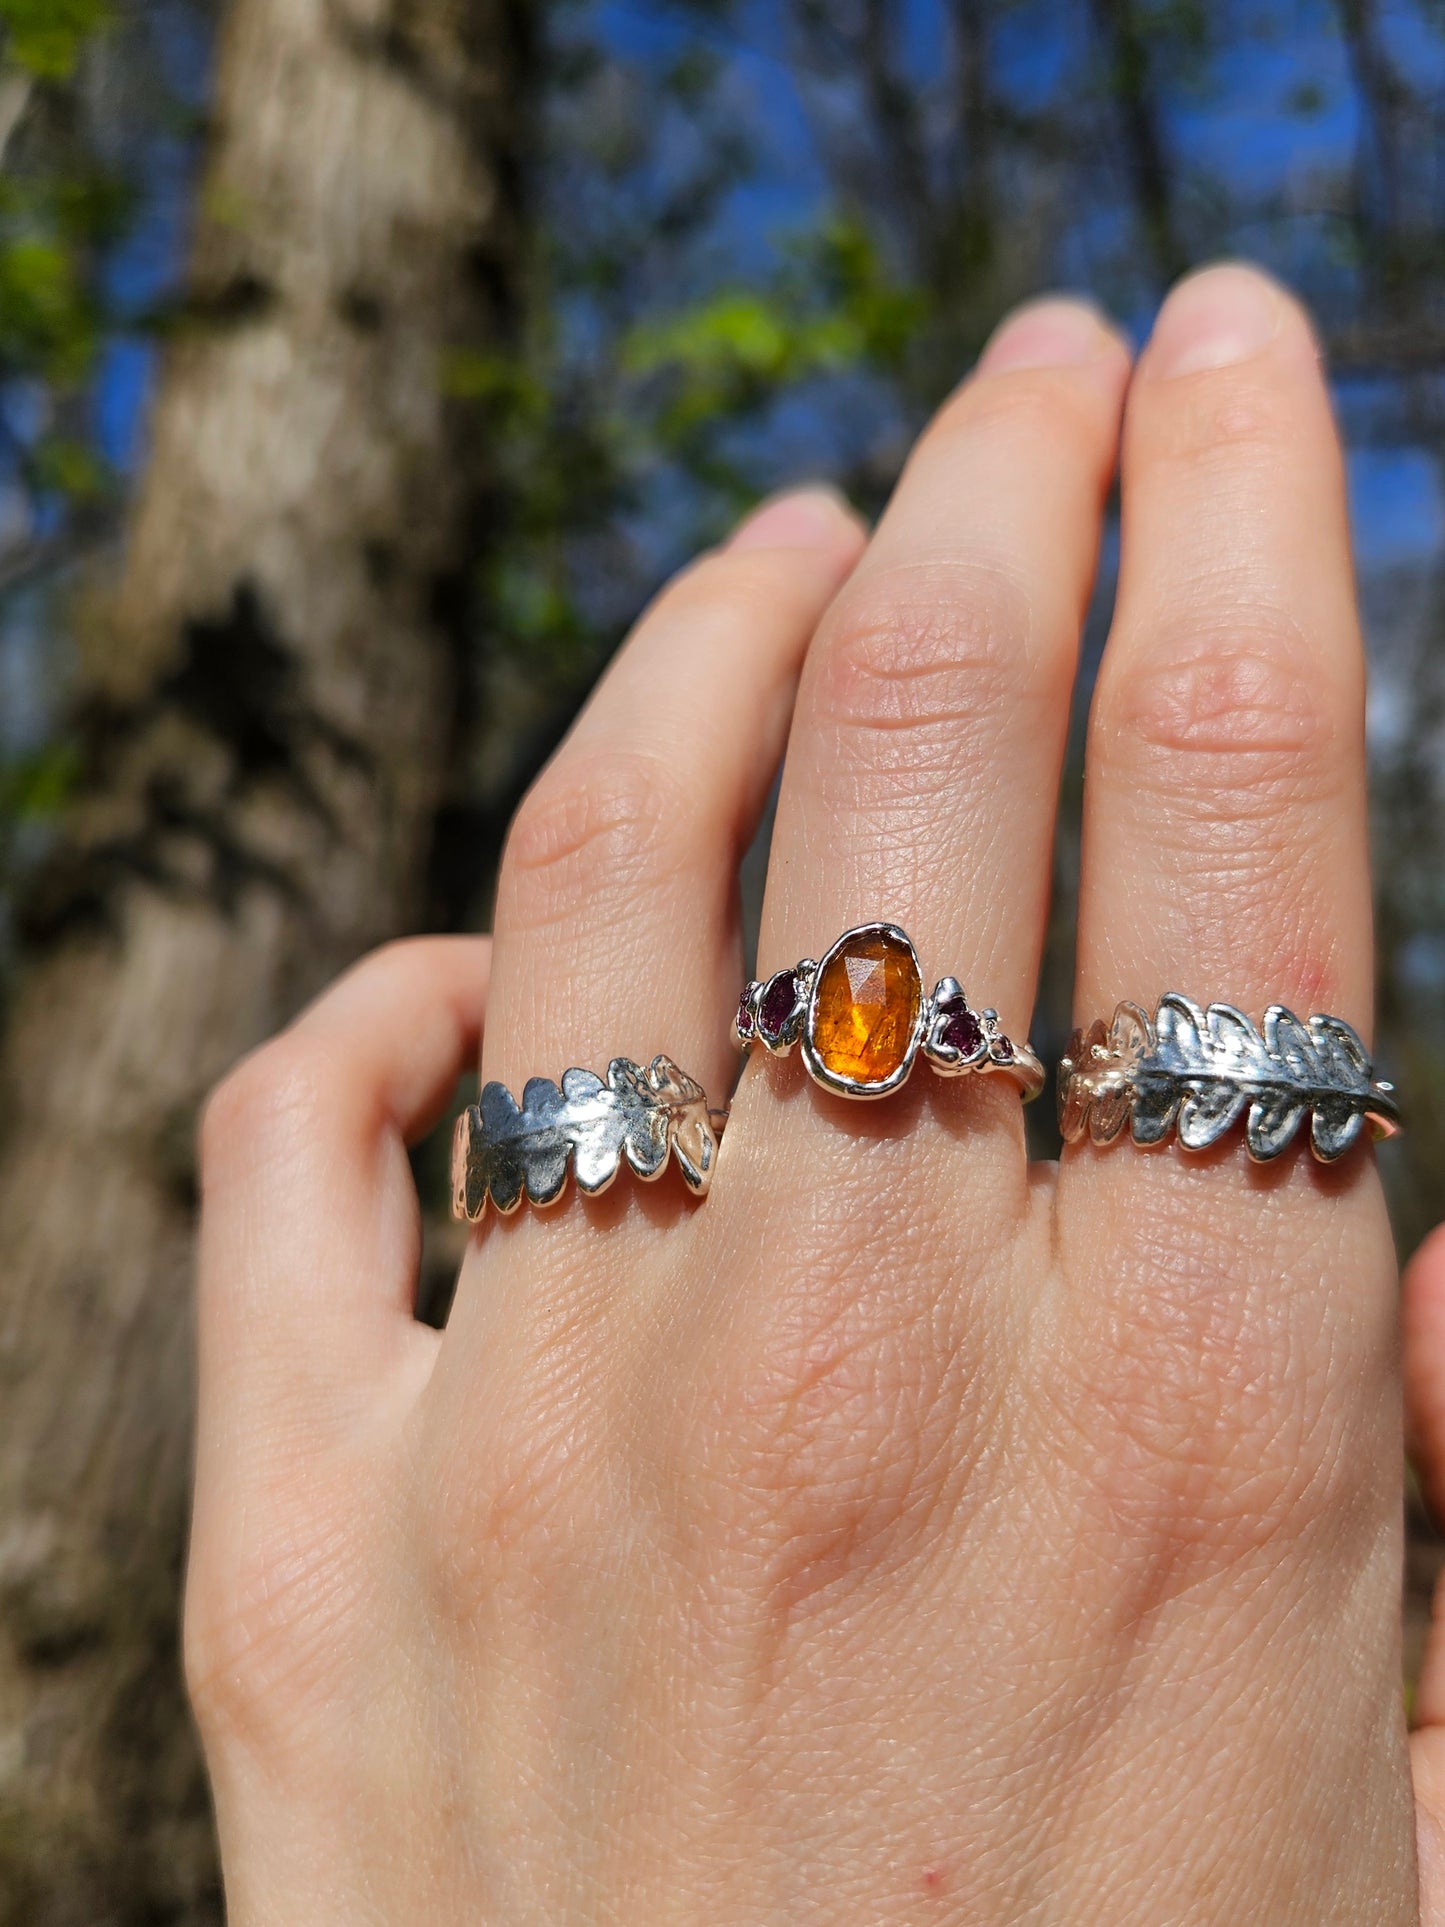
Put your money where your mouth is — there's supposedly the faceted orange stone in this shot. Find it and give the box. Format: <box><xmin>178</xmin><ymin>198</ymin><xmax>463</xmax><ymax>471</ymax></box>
<box><xmin>810</xmin><ymin>928</ymin><xmax>921</xmax><ymax>1086</ymax></box>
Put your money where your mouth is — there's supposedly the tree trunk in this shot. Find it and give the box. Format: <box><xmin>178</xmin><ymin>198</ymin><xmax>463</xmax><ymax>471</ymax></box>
<box><xmin>0</xmin><ymin>0</ymin><xmax>530</xmax><ymax>1916</ymax></box>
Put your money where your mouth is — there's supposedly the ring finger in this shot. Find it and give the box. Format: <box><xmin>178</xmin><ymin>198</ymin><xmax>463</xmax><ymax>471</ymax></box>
<box><xmin>1056</xmin><ymin>259</ymin><xmax>1411</xmax><ymax>1913</ymax></box>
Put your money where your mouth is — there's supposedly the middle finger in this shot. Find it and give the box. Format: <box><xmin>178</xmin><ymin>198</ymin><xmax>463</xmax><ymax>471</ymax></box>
<box><xmin>751</xmin><ymin>298</ymin><xmax>1131</xmax><ymax>1164</ymax></box>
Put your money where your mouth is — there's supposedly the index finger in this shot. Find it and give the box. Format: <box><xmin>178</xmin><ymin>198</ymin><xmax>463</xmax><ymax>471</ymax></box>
<box><xmin>197</xmin><ymin>936</ymin><xmax>490</xmax><ymax>1445</ymax></box>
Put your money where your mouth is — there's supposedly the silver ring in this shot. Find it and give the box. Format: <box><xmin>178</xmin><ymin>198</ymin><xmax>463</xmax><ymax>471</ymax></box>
<box><xmin>452</xmin><ymin>1055</ymin><xmax>727</xmax><ymax>1220</ymax></box>
<box><xmin>1059</xmin><ymin>995</ymin><xmax>1401</xmax><ymax>1163</ymax></box>
<box><xmin>735</xmin><ymin>921</ymin><xmax>1044</xmax><ymax>1102</ymax></box>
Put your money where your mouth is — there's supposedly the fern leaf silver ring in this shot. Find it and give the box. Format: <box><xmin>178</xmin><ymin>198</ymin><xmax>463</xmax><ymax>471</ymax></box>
<box><xmin>451</xmin><ymin>1055</ymin><xmax>726</xmax><ymax>1221</ymax></box>
<box><xmin>1059</xmin><ymin>995</ymin><xmax>1401</xmax><ymax>1164</ymax></box>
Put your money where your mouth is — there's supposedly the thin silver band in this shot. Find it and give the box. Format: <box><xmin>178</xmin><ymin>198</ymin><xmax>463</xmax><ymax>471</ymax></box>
<box><xmin>736</xmin><ymin>922</ymin><xmax>1045</xmax><ymax>1102</ymax></box>
<box><xmin>452</xmin><ymin>1055</ymin><xmax>726</xmax><ymax>1221</ymax></box>
<box><xmin>1059</xmin><ymin>995</ymin><xmax>1401</xmax><ymax>1163</ymax></box>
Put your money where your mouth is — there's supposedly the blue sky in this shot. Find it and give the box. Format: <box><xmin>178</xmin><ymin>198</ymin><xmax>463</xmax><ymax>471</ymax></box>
<box><xmin>70</xmin><ymin>1</ymin><xmax>1445</xmax><ymax>593</ymax></box>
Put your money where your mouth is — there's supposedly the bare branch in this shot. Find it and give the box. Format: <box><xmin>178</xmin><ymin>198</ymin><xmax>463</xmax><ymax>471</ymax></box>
<box><xmin>1087</xmin><ymin>0</ymin><xmax>1187</xmax><ymax>284</ymax></box>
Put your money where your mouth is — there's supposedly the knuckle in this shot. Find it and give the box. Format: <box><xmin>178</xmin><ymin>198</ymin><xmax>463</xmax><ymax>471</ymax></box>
<box><xmin>1057</xmin><ymin>1220</ymin><xmax>1386</xmax><ymax>1605</ymax></box>
<box><xmin>182</xmin><ymin>1580</ymin><xmax>258</xmax><ymax>1745</ymax></box>
<box><xmin>183</xmin><ymin>1499</ymin><xmax>362</xmax><ymax>1756</ymax></box>
<box><xmin>948</xmin><ymin>360</ymin><xmax>1114</xmax><ymax>449</ymax></box>
<box><xmin>680</xmin><ymin>1212</ymin><xmax>990</xmax><ymax>1620</ymax></box>
<box><xmin>198</xmin><ymin>1036</ymin><xmax>329</xmax><ymax>1185</ymax></box>
<box><xmin>810</xmin><ymin>559</ymin><xmax>1042</xmax><ymax>765</ymax></box>
<box><xmin>1145</xmin><ymin>349</ymin><xmax>1310</xmax><ymax>468</ymax></box>
<box><xmin>500</xmin><ymin>750</ymin><xmax>694</xmax><ymax>930</ymax></box>
<box><xmin>420</xmin><ymin>1398</ymin><xmax>585</xmax><ymax>1623</ymax></box>
<box><xmin>1100</xmin><ymin>617</ymin><xmax>1342</xmax><ymax>778</ymax></box>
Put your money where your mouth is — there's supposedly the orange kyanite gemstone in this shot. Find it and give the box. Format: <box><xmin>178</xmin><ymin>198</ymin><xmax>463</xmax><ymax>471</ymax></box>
<box><xmin>810</xmin><ymin>929</ymin><xmax>921</xmax><ymax>1086</ymax></box>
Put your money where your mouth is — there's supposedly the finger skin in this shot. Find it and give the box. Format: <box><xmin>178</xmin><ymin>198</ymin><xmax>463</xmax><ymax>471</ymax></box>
<box><xmin>1055</xmin><ymin>265</ymin><xmax>1413</xmax><ymax>1915</ymax></box>
<box><xmin>187</xmin><ymin>303</ymin><xmax>1424</xmax><ymax>1922</ymax></box>
<box><xmin>1416</xmin><ymin>1727</ymin><xmax>1445</xmax><ymax>1926</ymax></box>
<box><xmin>481</xmin><ymin>489</ymin><xmax>866</xmax><ymax>1107</ymax></box>
<box><xmin>446</xmin><ymin>493</ymin><xmax>862</xmax><ymax>1362</ymax></box>
<box><xmin>1407</xmin><ymin>1226</ymin><xmax>1445</xmax><ymax>1523</ymax></box>
<box><xmin>1074</xmin><ymin>262</ymin><xmax>1371</xmax><ymax>1028</ymax></box>
<box><xmin>190</xmin><ymin>936</ymin><xmax>491</xmax><ymax>1820</ymax></box>
<box><xmin>756</xmin><ymin>302</ymin><xmax>1131</xmax><ymax>1108</ymax></box>
<box><xmin>197</xmin><ymin>934</ymin><xmax>490</xmax><ymax>1431</ymax></box>
<box><xmin>1408</xmin><ymin>1228</ymin><xmax>1445</xmax><ymax>1922</ymax></box>
<box><xmin>1061</xmin><ymin>261</ymin><xmax>1396</xmax><ymax>1549</ymax></box>
<box><xmin>1407</xmin><ymin>1224</ymin><xmax>1445</xmax><ymax>1727</ymax></box>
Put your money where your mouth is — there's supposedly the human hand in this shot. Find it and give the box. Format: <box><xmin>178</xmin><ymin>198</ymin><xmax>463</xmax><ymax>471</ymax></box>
<box><xmin>1403</xmin><ymin>1226</ymin><xmax>1445</xmax><ymax>1909</ymax></box>
<box><xmin>188</xmin><ymin>264</ymin><xmax>1422</xmax><ymax>1922</ymax></box>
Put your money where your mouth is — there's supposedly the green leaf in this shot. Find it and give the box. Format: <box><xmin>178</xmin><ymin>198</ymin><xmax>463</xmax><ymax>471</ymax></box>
<box><xmin>31</xmin><ymin>433</ymin><xmax>108</xmax><ymax>501</ymax></box>
<box><xmin>439</xmin><ymin>348</ymin><xmax>547</xmax><ymax>424</ymax></box>
<box><xmin>623</xmin><ymin>294</ymin><xmax>796</xmax><ymax>381</ymax></box>
<box><xmin>621</xmin><ymin>219</ymin><xmax>925</xmax><ymax>444</ymax></box>
<box><xmin>0</xmin><ymin>0</ymin><xmax>109</xmax><ymax>79</ymax></box>
<box><xmin>0</xmin><ymin>742</ymin><xmax>79</xmax><ymax>823</ymax></box>
<box><xmin>0</xmin><ymin>237</ymin><xmax>97</xmax><ymax>380</ymax></box>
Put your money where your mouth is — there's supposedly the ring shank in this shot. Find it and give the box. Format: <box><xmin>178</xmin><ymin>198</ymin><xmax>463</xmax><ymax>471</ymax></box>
<box><xmin>1059</xmin><ymin>996</ymin><xmax>1398</xmax><ymax>1164</ymax></box>
<box><xmin>453</xmin><ymin>1054</ymin><xmax>724</xmax><ymax>1221</ymax></box>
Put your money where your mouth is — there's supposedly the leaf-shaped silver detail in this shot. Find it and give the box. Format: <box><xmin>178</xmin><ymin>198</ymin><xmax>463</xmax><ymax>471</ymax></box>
<box><xmin>1111</xmin><ymin>1001</ymin><xmax>1153</xmax><ymax>1064</ymax></box>
<box><xmin>1264</xmin><ymin>1006</ymin><xmax>1322</xmax><ymax>1087</ymax></box>
<box><xmin>1059</xmin><ymin>1010</ymin><xmax>1148</xmax><ymax>1145</ymax></box>
<box><xmin>1245</xmin><ymin>1093</ymin><xmax>1306</xmax><ymax>1162</ymax></box>
<box><xmin>1154</xmin><ymin>993</ymin><xmax>1207</xmax><ymax>1070</ymax></box>
<box><xmin>452</xmin><ymin>1055</ymin><xmax>723</xmax><ymax>1221</ymax></box>
<box><xmin>1060</xmin><ymin>995</ymin><xmax>1400</xmax><ymax>1162</ymax></box>
<box><xmin>1207</xmin><ymin>1003</ymin><xmax>1271</xmax><ymax>1075</ymax></box>
<box><xmin>1130</xmin><ymin>1078</ymin><xmax>1180</xmax><ymax>1147</ymax></box>
<box><xmin>1310</xmin><ymin>1099</ymin><xmax>1366</xmax><ymax>1163</ymax></box>
<box><xmin>480</xmin><ymin>1079</ymin><xmax>531</xmax><ymax>1212</ymax></box>
<box><xmin>648</xmin><ymin>1055</ymin><xmax>719</xmax><ymax>1193</ymax></box>
<box><xmin>604</xmin><ymin>1058</ymin><xmax>672</xmax><ymax>1186</ymax></box>
<box><xmin>1088</xmin><ymin>1085</ymin><xmax>1131</xmax><ymax>1145</ymax></box>
<box><xmin>1107</xmin><ymin>1001</ymin><xmax>1177</xmax><ymax>1147</ymax></box>
<box><xmin>451</xmin><ymin>1109</ymin><xmax>479</xmax><ymax>1221</ymax></box>
<box><xmin>1309</xmin><ymin>1014</ymin><xmax>1372</xmax><ymax>1093</ymax></box>
<box><xmin>1057</xmin><ymin>1027</ymin><xmax>1089</xmax><ymax>1140</ymax></box>
<box><xmin>1176</xmin><ymin>1081</ymin><xmax>1246</xmax><ymax>1151</ymax></box>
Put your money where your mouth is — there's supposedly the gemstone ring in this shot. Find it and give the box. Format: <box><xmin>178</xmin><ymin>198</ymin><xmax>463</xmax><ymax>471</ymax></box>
<box><xmin>735</xmin><ymin>922</ymin><xmax>1045</xmax><ymax>1102</ymax></box>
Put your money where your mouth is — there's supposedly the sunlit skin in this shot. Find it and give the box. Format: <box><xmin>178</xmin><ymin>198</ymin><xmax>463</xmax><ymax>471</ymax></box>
<box><xmin>190</xmin><ymin>264</ymin><xmax>1445</xmax><ymax>1922</ymax></box>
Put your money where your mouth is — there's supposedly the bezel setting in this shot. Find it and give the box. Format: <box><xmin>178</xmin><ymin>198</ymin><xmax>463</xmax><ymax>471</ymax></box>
<box><xmin>923</xmin><ymin>976</ymin><xmax>988</xmax><ymax>1075</ymax></box>
<box><xmin>735</xmin><ymin>923</ymin><xmax>1045</xmax><ymax>1103</ymax></box>
<box><xmin>800</xmin><ymin>921</ymin><xmax>925</xmax><ymax>1099</ymax></box>
<box><xmin>757</xmin><ymin>964</ymin><xmax>812</xmax><ymax>1052</ymax></box>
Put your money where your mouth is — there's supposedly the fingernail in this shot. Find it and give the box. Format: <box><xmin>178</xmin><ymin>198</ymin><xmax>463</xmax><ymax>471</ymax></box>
<box><xmin>728</xmin><ymin>485</ymin><xmax>853</xmax><ymax>551</ymax></box>
<box><xmin>976</xmin><ymin>298</ymin><xmax>1115</xmax><ymax>374</ymax></box>
<box><xmin>1148</xmin><ymin>264</ymin><xmax>1281</xmax><ymax>379</ymax></box>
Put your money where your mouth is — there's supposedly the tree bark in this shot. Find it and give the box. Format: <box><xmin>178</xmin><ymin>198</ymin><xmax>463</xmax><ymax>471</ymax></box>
<box><xmin>0</xmin><ymin>0</ymin><xmax>531</xmax><ymax>1917</ymax></box>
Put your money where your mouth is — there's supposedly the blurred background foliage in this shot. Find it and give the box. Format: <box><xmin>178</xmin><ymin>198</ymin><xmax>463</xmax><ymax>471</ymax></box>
<box><xmin>0</xmin><ymin>0</ymin><xmax>199</xmax><ymax>936</ymax></box>
<box><xmin>9</xmin><ymin>0</ymin><xmax>1445</xmax><ymax>1233</ymax></box>
<box><xmin>5</xmin><ymin>0</ymin><xmax>1445</xmax><ymax>1915</ymax></box>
